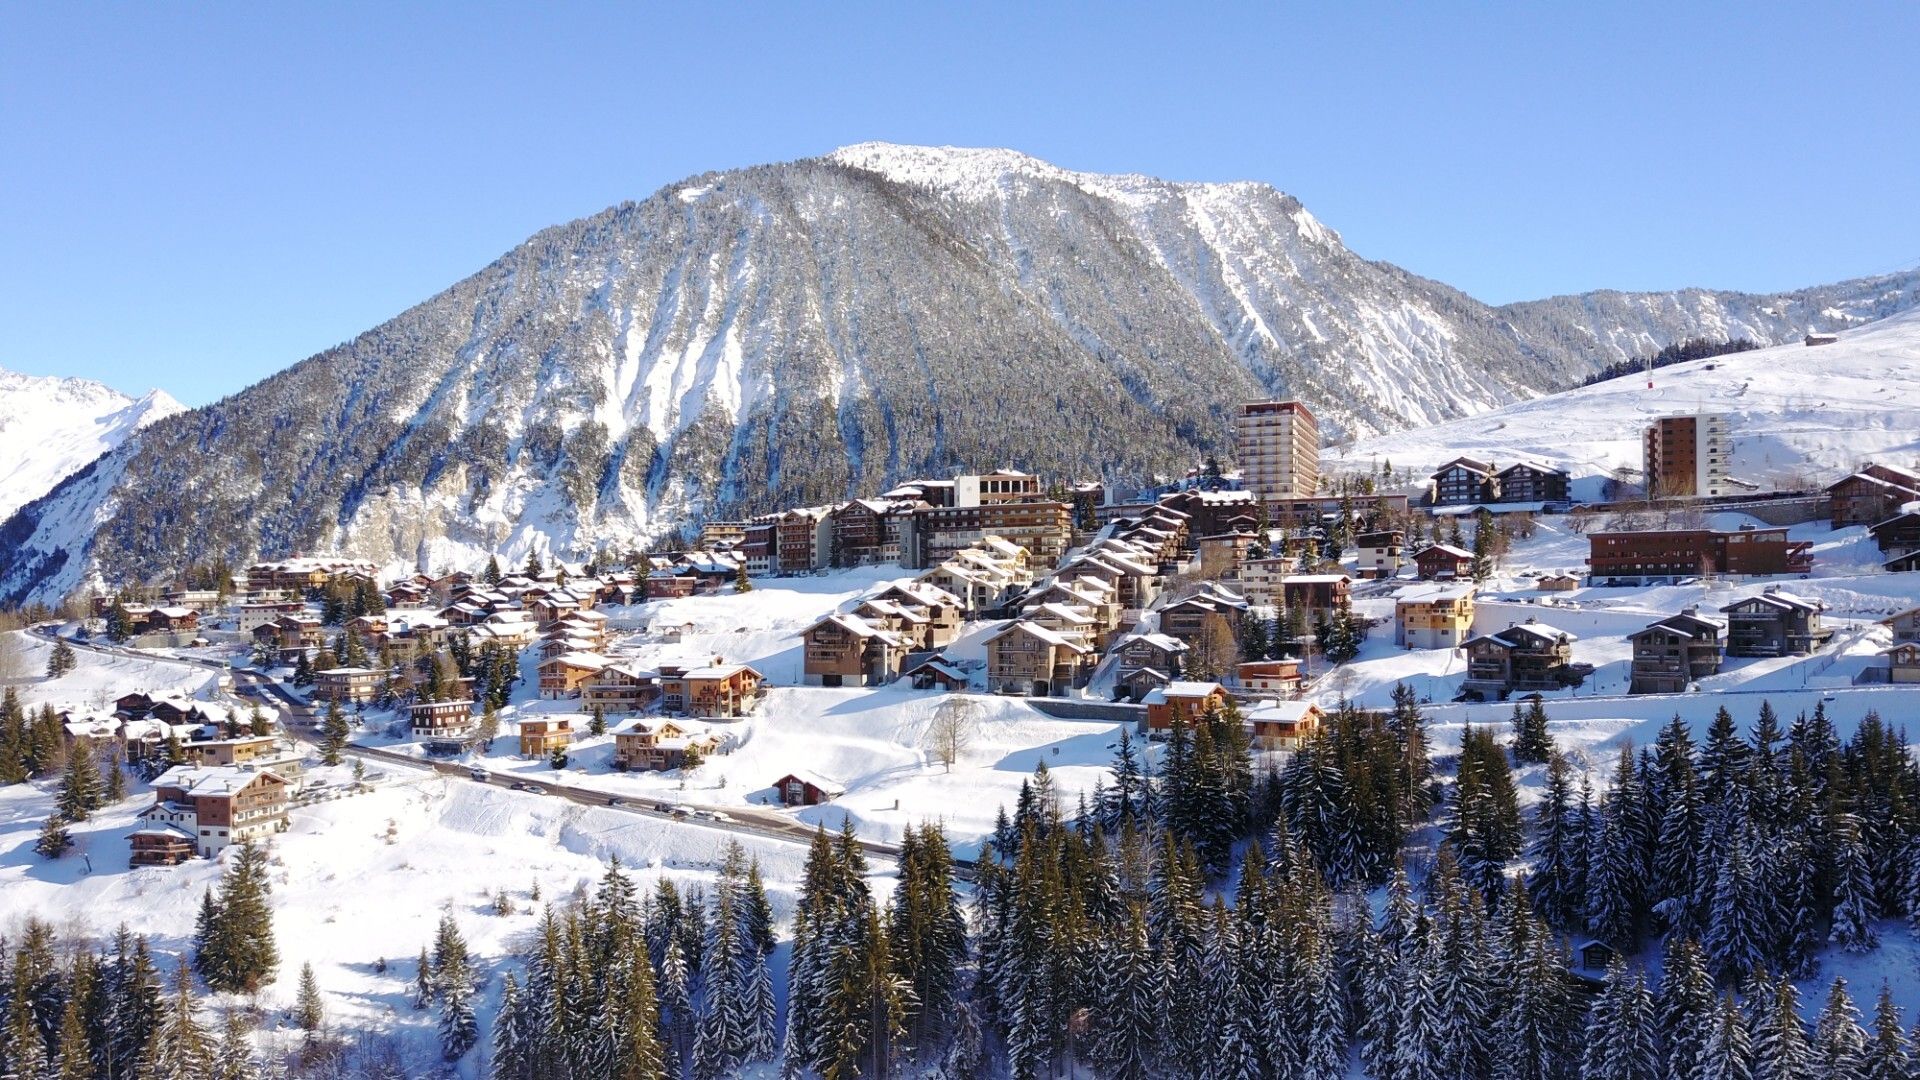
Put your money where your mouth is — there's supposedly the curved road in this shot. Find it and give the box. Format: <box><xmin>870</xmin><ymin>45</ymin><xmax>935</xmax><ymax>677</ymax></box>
<box><xmin>30</xmin><ymin>626</ymin><xmax>938</xmax><ymax>872</ymax></box>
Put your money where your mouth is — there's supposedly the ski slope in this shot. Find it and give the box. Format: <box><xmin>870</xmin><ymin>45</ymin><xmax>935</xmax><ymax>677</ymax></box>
<box><xmin>1333</xmin><ymin>308</ymin><xmax>1920</xmax><ymax>493</ymax></box>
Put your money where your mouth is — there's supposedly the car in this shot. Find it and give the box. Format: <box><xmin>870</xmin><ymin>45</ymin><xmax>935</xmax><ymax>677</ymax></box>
<box><xmin>468</xmin><ymin>768</ymin><xmax>492</xmax><ymax>782</ymax></box>
<box><xmin>510</xmin><ymin>782</ymin><xmax>537</xmax><ymax>792</ymax></box>
<box><xmin>606</xmin><ymin>797</ymin><xmax>625</xmax><ymax>807</ymax></box>
<box><xmin>692</xmin><ymin>809</ymin><xmax>729</xmax><ymax>823</ymax></box>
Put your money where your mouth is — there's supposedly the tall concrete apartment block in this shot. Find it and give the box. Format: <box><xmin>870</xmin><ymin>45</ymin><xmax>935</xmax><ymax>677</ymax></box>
<box><xmin>1236</xmin><ymin>400</ymin><xmax>1320</xmax><ymax>501</ymax></box>
<box><xmin>1644</xmin><ymin>413</ymin><xmax>1730</xmax><ymax>498</ymax></box>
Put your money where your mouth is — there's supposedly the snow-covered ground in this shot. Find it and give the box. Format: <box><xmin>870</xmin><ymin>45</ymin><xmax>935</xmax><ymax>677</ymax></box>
<box><xmin>0</xmin><ymin>758</ymin><xmax>839</xmax><ymax>1074</ymax></box>
<box><xmin>1332</xmin><ymin>306</ymin><xmax>1920</xmax><ymax>494</ymax></box>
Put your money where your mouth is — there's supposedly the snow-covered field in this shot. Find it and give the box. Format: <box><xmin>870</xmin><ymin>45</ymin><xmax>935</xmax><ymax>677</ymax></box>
<box><xmin>1332</xmin><ymin>307</ymin><xmax>1920</xmax><ymax>494</ymax></box>
<box><xmin>0</xmin><ymin>759</ymin><xmax>835</xmax><ymax>1074</ymax></box>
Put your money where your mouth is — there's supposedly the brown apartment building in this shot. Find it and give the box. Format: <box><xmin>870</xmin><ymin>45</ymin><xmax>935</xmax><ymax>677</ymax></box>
<box><xmin>915</xmin><ymin>499</ymin><xmax>1073</xmax><ymax>568</ymax></box>
<box><xmin>1236</xmin><ymin>400</ymin><xmax>1319</xmax><ymax>502</ymax></box>
<box><xmin>1587</xmin><ymin>526</ymin><xmax>1812</xmax><ymax>582</ymax></box>
<box><xmin>1644</xmin><ymin>413</ymin><xmax>1730</xmax><ymax>498</ymax></box>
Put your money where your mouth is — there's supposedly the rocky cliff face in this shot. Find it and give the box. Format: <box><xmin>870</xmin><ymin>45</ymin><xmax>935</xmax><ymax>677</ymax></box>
<box><xmin>3</xmin><ymin>143</ymin><xmax>1912</xmax><ymax>605</ymax></box>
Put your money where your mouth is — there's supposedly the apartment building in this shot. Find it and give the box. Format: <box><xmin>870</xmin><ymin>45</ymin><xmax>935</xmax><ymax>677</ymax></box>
<box><xmin>1235</xmin><ymin>400</ymin><xmax>1319</xmax><ymax>502</ymax></box>
<box><xmin>1644</xmin><ymin>413</ymin><xmax>1730</xmax><ymax>498</ymax></box>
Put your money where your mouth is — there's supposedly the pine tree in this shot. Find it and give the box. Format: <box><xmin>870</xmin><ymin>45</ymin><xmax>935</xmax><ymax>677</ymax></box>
<box><xmin>1655</xmin><ymin>938</ymin><xmax>1716</xmax><ymax>1080</ymax></box>
<box><xmin>294</xmin><ymin>961</ymin><xmax>324</xmax><ymax>1038</ymax></box>
<box><xmin>1810</xmin><ymin>978</ymin><xmax>1867</xmax><ymax>1080</ymax></box>
<box><xmin>197</xmin><ymin>842</ymin><xmax>278</xmax><ymax>994</ymax></box>
<box><xmin>1861</xmin><ymin>985</ymin><xmax>1909</xmax><ymax>1080</ymax></box>
<box><xmin>55</xmin><ymin>738</ymin><xmax>103</xmax><ymax>822</ymax></box>
<box><xmin>1527</xmin><ymin>753</ymin><xmax>1584</xmax><ymax>926</ymax></box>
<box><xmin>589</xmin><ymin>704</ymin><xmax>607</xmax><ymax>737</ymax></box>
<box><xmin>412</xmin><ymin>946</ymin><xmax>434</xmax><ymax>1009</ymax></box>
<box><xmin>46</xmin><ymin>638</ymin><xmax>75</xmax><ymax>679</ymax></box>
<box><xmin>734</xmin><ymin>561</ymin><xmax>752</xmax><ymax>593</ymax></box>
<box><xmin>1700</xmin><ymin>994</ymin><xmax>1754</xmax><ymax>1080</ymax></box>
<box><xmin>1750</xmin><ymin>974</ymin><xmax>1813</xmax><ymax>1080</ymax></box>
<box><xmin>1829</xmin><ymin>812</ymin><xmax>1880</xmax><ymax>953</ymax></box>
<box><xmin>143</xmin><ymin>960</ymin><xmax>213</xmax><ymax>1080</ymax></box>
<box><xmin>1511</xmin><ymin>697</ymin><xmax>1553</xmax><ymax>764</ymax></box>
<box><xmin>212</xmin><ymin>1009</ymin><xmax>260</xmax><ymax>1080</ymax></box>
<box><xmin>493</xmin><ymin>972</ymin><xmax>533</xmax><ymax>1080</ymax></box>
<box><xmin>440</xmin><ymin>970</ymin><xmax>478</xmax><ymax>1060</ymax></box>
<box><xmin>320</xmin><ymin>699</ymin><xmax>348</xmax><ymax>766</ymax></box>
<box><xmin>35</xmin><ymin>813</ymin><xmax>72</xmax><ymax>858</ymax></box>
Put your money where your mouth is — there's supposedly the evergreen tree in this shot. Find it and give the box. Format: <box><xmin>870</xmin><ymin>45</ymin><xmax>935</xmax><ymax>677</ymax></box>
<box><xmin>319</xmin><ymin>699</ymin><xmax>348</xmax><ymax>766</ymax></box>
<box><xmin>1700</xmin><ymin>994</ymin><xmax>1754</xmax><ymax>1080</ymax></box>
<box><xmin>55</xmin><ymin>739</ymin><xmax>103</xmax><ymax>822</ymax></box>
<box><xmin>142</xmin><ymin>961</ymin><xmax>213</xmax><ymax>1080</ymax></box>
<box><xmin>1750</xmin><ymin>974</ymin><xmax>1813</xmax><ymax>1080</ymax></box>
<box><xmin>212</xmin><ymin>1010</ymin><xmax>260</xmax><ymax>1080</ymax></box>
<box><xmin>1655</xmin><ymin>938</ymin><xmax>1716</xmax><ymax>1080</ymax></box>
<box><xmin>1510</xmin><ymin>697</ymin><xmax>1553</xmax><ymax>764</ymax></box>
<box><xmin>492</xmin><ymin>972</ymin><xmax>533</xmax><ymax>1080</ymax></box>
<box><xmin>1810</xmin><ymin>978</ymin><xmax>1867</xmax><ymax>1080</ymax></box>
<box><xmin>1527</xmin><ymin>753</ymin><xmax>1584</xmax><ymax>926</ymax></box>
<box><xmin>734</xmin><ymin>561</ymin><xmax>752</xmax><ymax>593</ymax></box>
<box><xmin>1829</xmin><ymin>812</ymin><xmax>1880</xmax><ymax>953</ymax></box>
<box><xmin>1861</xmin><ymin>985</ymin><xmax>1909</xmax><ymax>1080</ymax></box>
<box><xmin>294</xmin><ymin>961</ymin><xmax>324</xmax><ymax>1038</ymax></box>
<box><xmin>45</xmin><ymin>638</ymin><xmax>75</xmax><ymax>679</ymax></box>
<box><xmin>193</xmin><ymin>842</ymin><xmax>278</xmax><ymax>994</ymax></box>
<box><xmin>35</xmin><ymin>813</ymin><xmax>72</xmax><ymax>858</ymax></box>
<box><xmin>440</xmin><ymin>969</ymin><xmax>478</xmax><ymax>1061</ymax></box>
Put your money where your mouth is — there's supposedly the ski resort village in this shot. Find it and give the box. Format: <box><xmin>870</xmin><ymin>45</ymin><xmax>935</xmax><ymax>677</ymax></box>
<box><xmin>5</xmin><ymin>310</ymin><xmax>1920</xmax><ymax>1077</ymax></box>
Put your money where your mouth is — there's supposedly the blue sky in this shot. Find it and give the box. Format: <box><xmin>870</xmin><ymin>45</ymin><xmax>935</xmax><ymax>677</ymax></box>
<box><xmin>4</xmin><ymin>3</ymin><xmax>1917</xmax><ymax>405</ymax></box>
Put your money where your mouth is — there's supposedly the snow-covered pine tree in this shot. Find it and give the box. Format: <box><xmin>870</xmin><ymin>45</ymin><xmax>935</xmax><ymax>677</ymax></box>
<box><xmin>1809</xmin><ymin>977</ymin><xmax>1867</xmax><ymax>1080</ymax></box>
<box><xmin>1527</xmin><ymin>753</ymin><xmax>1584</xmax><ymax>927</ymax></box>
<box><xmin>1654</xmin><ymin>938</ymin><xmax>1716</xmax><ymax>1080</ymax></box>
<box><xmin>142</xmin><ymin>961</ymin><xmax>213</xmax><ymax>1080</ymax></box>
<box><xmin>1089</xmin><ymin>905</ymin><xmax>1160</xmax><ymax>1080</ymax></box>
<box><xmin>492</xmin><ymin>972</ymin><xmax>533</xmax><ymax>1080</ymax></box>
<box><xmin>1861</xmin><ymin>984</ymin><xmax>1910</xmax><ymax>1080</ymax></box>
<box><xmin>1829</xmin><ymin>813</ymin><xmax>1880</xmax><ymax>953</ymax></box>
<box><xmin>1702</xmin><ymin>825</ymin><xmax>1767</xmax><ymax>982</ymax></box>
<box><xmin>438</xmin><ymin>962</ymin><xmax>477</xmax><ymax>1061</ymax></box>
<box><xmin>1699</xmin><ymin>994</ymin><xmax>1755</xmax><ymax>1080</ymax></box>
<box><xmin>1749</xmin><ymin>974</ymin><xmax>1813</xmax><ymax>1080</ymax></box>
<box><xmin>294</xmin><ymin>961</ymin><xmax>324</xmax><ymax>1038</ymax></box>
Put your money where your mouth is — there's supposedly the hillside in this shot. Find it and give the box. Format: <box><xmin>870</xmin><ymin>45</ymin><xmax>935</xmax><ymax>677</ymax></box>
<box><xmin>3</xmin><ymin>143</ymin><xmax>1917</xmax><ymax>605</ymax></box>
<box><xmin>1333</xmin><ymin>306</ymin><xmax>1920</xmax><ymax>493</ymax></box>
<box><xmin>0</xmin><ymin>368</ymin><xmax>179</xmax><ymax>521</ymax></box>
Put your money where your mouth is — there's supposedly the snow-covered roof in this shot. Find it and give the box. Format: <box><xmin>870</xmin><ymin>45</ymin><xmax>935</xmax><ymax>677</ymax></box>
<box><xmin>153</xmin><ymin>764</ymin><xmax>288</xmax><ymax>794</ymax></box>
<box><xmin>776</xmin><ymin>769</ymin><xmax>845</xmax><ymax>796</ymax></box>
<box><xmin>679</xmin><ymin>663</ymin><xmax>761</xmax><ymax>681</ymax></box>
<box><xmin>1246</xmin><ymin>700</ymin><xmax>1320</xmax><ymax>724</ymax></box>
<box><xmin>985</xmin><ymin>620</ymin><xmax>1090</xmax><ymax>652</ymax></box>
<box><xmin>1415</xmin><ymin>543</ymin><xmax>1475</xmax><ymax>560</ymax></box>
<box><xmin>1160</xmin><ymin>680</ymin><xmax>1225</xmax><ymax>699</ymax></box>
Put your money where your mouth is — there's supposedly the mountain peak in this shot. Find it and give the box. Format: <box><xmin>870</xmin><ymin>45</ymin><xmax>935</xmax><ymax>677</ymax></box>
<box><xmin>823</xmin><ymin>141</ymin><xmax>1272</xmax><ymax>205</ymax></box>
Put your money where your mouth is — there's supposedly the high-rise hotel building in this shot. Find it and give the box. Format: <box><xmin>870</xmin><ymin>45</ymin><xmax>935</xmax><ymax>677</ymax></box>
<box><xmin>1644</xmin><ymin>413</ymin><xmax>1730</xmax><ymax>498</ymax></box>
<box><xmin>1235</xmin><ymin>399</ymin><xmax>1320</xmax><ymax>501</ymax></box>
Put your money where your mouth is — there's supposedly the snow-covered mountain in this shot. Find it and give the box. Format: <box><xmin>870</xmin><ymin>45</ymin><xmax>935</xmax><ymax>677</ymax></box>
<box><xmin>0</xmin><ymin>368</ymin><xmax>180</xmax><ymax>522</ymax></box>
<box><xmin>1333</xmin><ymin>307</ymin><xmax>1920</xmax><ymax>497</ymax></box>
<box><xmin>3</xmin><ymin>142</ymin><xmax>1917</xmax><ymax>606</ymax></box>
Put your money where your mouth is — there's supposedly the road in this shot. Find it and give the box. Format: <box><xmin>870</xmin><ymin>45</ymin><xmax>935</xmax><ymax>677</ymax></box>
<box><xmin>29</xmin><ymin>626</ymin><xmax>937</xmax><ymax>872</ymax></box>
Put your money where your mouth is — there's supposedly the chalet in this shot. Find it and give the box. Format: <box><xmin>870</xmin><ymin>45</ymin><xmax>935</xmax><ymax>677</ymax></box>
<box><xmin>1463</xmin><ymin>620</ymin><xmax>1577</xmax><ymax>697</ymax></box>
<box><xmin>1870</xmin><ymin>511</ymin><xmax>1920</xmax><ymax>558</ymax></box>
<box><xmin>538</xmin><ymin>633</ymin><xmax>603</xmax><ymax>661</ymax></box>
<box><xmin>1234</xmin><ymin>659</ymin><xmax>1302</xmax><ymax>697</ymax></box>
<box><xmin>773</xmin><ymin>770</ymin><xmax>845</xmax><ymax>806</ymax></box>
<box><xmin>612</xmin><ymin>719</ymin><xmax>720</xmax><ymax>771</ymax></box>
<box><xmin>1889</xmin><ymin>551</ymin><xmax>1920</xmax><ymax>574</ymax></box>
<box><xmin>131</xmin><ymin>765</ymin><xmax>291</xmax><ymax>863</ymax></box>
<box><xmin>474</xmin><ymin>610</ymin><xmax>539</xmax><ymax>648</ymax></box>
<box><xmin>659</xmin><ymin>663</ymin><xmax>764</xmax><ymax>718</ymax></box>
<box><xmin>1244</xmin><ymin>700</ymin><xmax>1324</xmax><ymax>750</ymax></box>
<box><xmin>580</xmin><ymin>664</ymin><xmax>661</xmax><ymax>714</ymax></box>
<box><xmin>1536</xmin><ymin>573</ymin><xmax>1581</xmax><ymax>592</ymax></box>
<box><xmin>870</xmin><ymin>583</ymin><xmax>966</xmax><ymax>648</ymax></box>
<box><xmin>1412</xmin><ymin>544</ymin><xmax>1475</xmax><ymax>581</ymax></box>
<box><xmin>1275</xmin><ymin>575</ymin><xmax>1351</xmax><ymax>621</ymax></box>
<box><xmin>178</xmin><ymin>734</ymin><xmax>299</xmax><ymax>775</ymax></box>
<box><xmin>1495</xmin><ymin>461</ymin><xmax>1571</xmax><ymax>505</ymax></box>
<box><xmin>903</xmin><ymin>656</ymin><xmax>971</xmax><ymax>691</ymax></box>
<box><xmin>143</xmin><ymin>606</ymin><xmax>201</xmax><ymax>634</ymax></box>
<box><xmin>1195</xmin><ymin>532</ymin><xmax>1257</xmax><ymax>578</ymax></box>
<box><xmin>1628</xmin><ymin>610</ymin><xmax>1726</xmax><ymax>694</ymax></box>
<box><xmin>1826</xmin><ymin>463</ymin><xmax>1920</xmax><ymax>527</ymax></box>
<box><xmin>1720</xmin><ymin>588</ymin><xmax>1831</xmax><ymax>657</ymax></box>
<box><xmin>829</xmin><ymin>499</ymin><xmax>891</xmax><ymax>566</ymax></box>
<box><xmin>1428</xmin><ymin>457</ymin><xmax>1499</xmax><ymax>506</ymax></box>
<box><xmin>801</xmin><ymin>613</ymin><xmax>910</xmax><ymax>687</ymax></box>
<box><xmin>1143</xmin><ymin>681</ymin><xmax>1229</xmax><ymax>733</ymax></box>
<box><xmin>1880</xmin><ymin>642</ymin><xmax>1920</xmax><ymax>684</ymax></box>
<box><xmin>1354</xmin><ymin>530</ymin><xmax>1406</xmax><ymax>575</ymax></box>
<box><xmin>1158</xmin><ymin>586</ymin><xmax>1249</xmax><ymax>653</ymax></box>
<box><xmin>252</xmin><ymin>614</ymin><xmax>325</xmax><ymax>662</ymax></box>
<box><xmin>312</xmin><ymin>667</ymin><xmax>382</xmax><ymax>705</ymax></box>
<box><xmin>517</xmin><ymin>717</ymin><xmax>572</xmax><ymax>758</ymax></box>
<box><xmin>236</xmin><ymin>600</ymin><xmax>305</xmax><ymax>632</ymax></box>
<box><xmin>410</xmin><ymin>699</ymin><xmax>476</xmax><ymax>742</ymax></box>
<box><xmin>1114</xmin><ymin>632</ymin><xmax>1189</xmax><ymax>680</ymax></box>
<box><xmin>1587</xmin><ymin>526</ymin><xmax>1814</xmax><ymax>582</ymax></box>
<box><xmin>1883</xmin><ymin>606</ymin><xmax>1920</xmax><ymax>644</ymax></box>
<box><xmin>646</xmin><ymin>571</ymin><xmax>697</xmax><ymax>600</ymax></box>
<box><xmin>538</xmin><ymin>652</ymin><xmax>609</xmax><ymax>699</ymax></box>
<box><xmin>983</xmin><ymin>620</ymin><xmax>1093</xmax><ymax>697</ymax></box>
<box><xmin>1394</xmin><ymin>583</ymin><xmax>1476</xmax><ymax>650</ymax></box>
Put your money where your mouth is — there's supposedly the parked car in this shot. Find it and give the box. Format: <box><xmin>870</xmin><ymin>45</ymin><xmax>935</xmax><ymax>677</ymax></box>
<box><xmin>468</xmin><ymin>768</ymin><xmax>491</xmax><ymax>782</ymax></box>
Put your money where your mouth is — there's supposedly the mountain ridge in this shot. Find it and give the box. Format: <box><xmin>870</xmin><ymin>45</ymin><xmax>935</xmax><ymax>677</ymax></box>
<box><xmin>3</xmin><ymin>142</ymin><xmax>1916</xmax><ymax>606</ymax></box>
